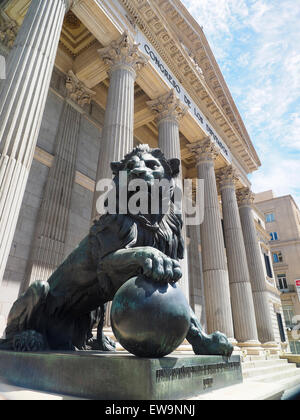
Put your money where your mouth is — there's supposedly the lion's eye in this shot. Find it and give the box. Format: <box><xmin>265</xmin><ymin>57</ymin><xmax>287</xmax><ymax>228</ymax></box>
<box><xmin>146</xmin><ymin>160</ymin><xmax>158</xmax><ymax>169</ymax></box>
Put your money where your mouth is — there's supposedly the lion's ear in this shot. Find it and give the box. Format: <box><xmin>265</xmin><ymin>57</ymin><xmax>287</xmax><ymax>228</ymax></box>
<box><xmin>168</xmin><ymin>158</ymin><xmax>180</xmax><ymax>177</ymax></box>
<box><xmin>111</xmin><ymin>161</ymin><xmax>123</xmax><ymax>175</ymax></box>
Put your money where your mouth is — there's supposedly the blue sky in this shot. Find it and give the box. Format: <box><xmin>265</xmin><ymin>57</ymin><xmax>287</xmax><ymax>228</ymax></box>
<box><xmin>182</xmin><ymin>0</ymin><xmax>300</xmax><ymax>207</ymax></box>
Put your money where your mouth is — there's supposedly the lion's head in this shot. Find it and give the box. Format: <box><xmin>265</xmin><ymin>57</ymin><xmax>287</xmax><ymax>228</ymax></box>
<box><xmin>91</xmin><ymin>144</ymin><xmax>184</xmax><ymax>264</ymax></box>
<box><xmin>109</xmin><ymin>144</ymin><xmax>181</xmax><ymax>218</ymax></box>
<box><xmin>111</xmin><ymin>144</ymin><xmax>180</xmax><ymax>184</ymax></box>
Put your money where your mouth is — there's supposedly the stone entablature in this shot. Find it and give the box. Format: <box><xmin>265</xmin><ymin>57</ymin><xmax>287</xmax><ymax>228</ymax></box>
<box><xmin>0</xmin><ymin>0</ymin><xmax>259</xmax><ymax>174</ymax></box>
<box><xmin>118</xmin><ymin>0</ymin><xmax>259</xmax><ymax>173</ymax></box>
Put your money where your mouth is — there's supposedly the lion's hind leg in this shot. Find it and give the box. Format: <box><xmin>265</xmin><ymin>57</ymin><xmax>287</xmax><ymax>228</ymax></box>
<box><xmin>0</xmin><ymin>281</ymin><xmax>50</xmax><ymax>351</ymax></box>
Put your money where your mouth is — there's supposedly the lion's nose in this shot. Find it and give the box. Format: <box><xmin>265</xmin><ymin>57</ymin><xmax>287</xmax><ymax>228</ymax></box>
<box><xmin>131</xmin><ymin>168</ymin><xmax>147</xmax><ymax>177</ymax></box>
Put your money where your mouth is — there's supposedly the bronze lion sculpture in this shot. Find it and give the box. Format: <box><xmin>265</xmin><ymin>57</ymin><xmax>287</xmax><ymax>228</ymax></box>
<box><xmin>0</xmin><ymin>144</ymin><xmax>233</xmax><ymax>357</ymax></box>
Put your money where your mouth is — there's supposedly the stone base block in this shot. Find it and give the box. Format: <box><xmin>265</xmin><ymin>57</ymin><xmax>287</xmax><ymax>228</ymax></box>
<box><xmin>0</xmin><ymin>350</ymin><xmax>242</xmax><ymax>400</ymax></box>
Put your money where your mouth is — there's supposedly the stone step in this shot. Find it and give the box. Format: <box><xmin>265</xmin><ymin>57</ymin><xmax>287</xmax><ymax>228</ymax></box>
<box><xmin>191</xmin><ymin>372</ymin><xmax>300</xmax><ymax>400</ymax></box>
<box><xmin>242</xmin><ymin>358</ymin><xmax>289</xmax><ymax>370</ymax></box>
<box><xmin>246</xmin><ymin>365</ymin><xmax>300</xmax><ymax>384</ymax></box>
<box><xmin>243</xmin><ymin>362</ymin><xmax>297</xmax><ymax>379</ymax></box>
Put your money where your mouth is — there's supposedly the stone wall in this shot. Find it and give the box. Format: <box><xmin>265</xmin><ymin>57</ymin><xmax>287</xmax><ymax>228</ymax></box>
<box><xmin>0</xmin><ymin>67</ymin><xmax>103</xmax><ymax>336</ymax></box>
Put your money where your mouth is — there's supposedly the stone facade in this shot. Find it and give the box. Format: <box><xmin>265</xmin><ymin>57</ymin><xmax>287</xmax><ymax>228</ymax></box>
<box><xmin>0</xmin><ymin>0</ymin><xmax>285</xmax><ymax>354</ymax></box>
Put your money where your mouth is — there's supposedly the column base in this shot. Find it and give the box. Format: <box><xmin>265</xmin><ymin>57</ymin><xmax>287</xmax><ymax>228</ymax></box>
<box><xmin>261</xmin><ymin>341</ymin><xmax>281</xmax><ymax>356</ymax></box>
<box><xmin>237</xmin><ymin>340</ymin><xmax>265</xmax><ymax>357</ymax></box>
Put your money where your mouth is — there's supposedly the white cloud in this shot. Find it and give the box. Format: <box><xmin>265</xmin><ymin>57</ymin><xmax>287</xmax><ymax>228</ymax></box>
<box><xmin>182</xmin><ymin>0</ymin><xmax>300</xmax><ymax>206</ymax></box>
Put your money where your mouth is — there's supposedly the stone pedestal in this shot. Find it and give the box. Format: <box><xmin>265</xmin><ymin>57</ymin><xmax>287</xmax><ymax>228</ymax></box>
<box><xmin>0</xmin><ymin>350</ymin><xmax>242</xmax><ymax>400</ymax></box>
<box><xmin>0</xmin><ymin>0</ymin><xmax>71</xmax><ymax>283</ymax></box>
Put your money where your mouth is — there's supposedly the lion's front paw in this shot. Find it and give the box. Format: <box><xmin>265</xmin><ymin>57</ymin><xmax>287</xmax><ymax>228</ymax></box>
<box><xmin>211</xmin><ymin>332</ymin><xmax>234</xmax><ymax>357</ymax></box>
<box><xmin>191</xmin><ymin>331</ymin><xmax>233</xmax><ymax>358</ymax></box>
<box><xmin>138</xmin><ymin>247</ymin><xmax>182</xmax><ymax>284</ymax></box>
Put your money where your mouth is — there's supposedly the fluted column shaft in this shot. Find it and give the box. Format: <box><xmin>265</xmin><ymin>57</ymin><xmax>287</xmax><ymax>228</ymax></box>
<box><xmin>187</xmin><ymin>223</ymin><xmax>206</xmax><ymax>327</ymax></box>
<box><xmin>95</xmin><ymin>65</ymin><xmax>135</xmax><ymax>181</ymax></box>
<box><xmin>20</xmin><ymin>100</ymin><xmax>81</xmax><ymax>294</ymax></box>
<box><xmin>92</xmin><ymin>32</ymin><xmax>147</xmax><ymax>326</ymax></box>
<box><xmin>147</xmin><ymin>90</ymin><xmax>190</xmax><ymax>301</ymax></box>
<box><xmin>218</xmin><ymin>168</ymin><xmax>259</xmax><ymax>343</ymax></box>
<box><xmin>237</xmin><ymin>188</ymin><xmax>275</xmax><ymax>344</ymax></box>
<box><xmin>0</xmin><ymin>0</ymin><xmax>70</xmax><ymax>283</ymax></box>
<box><xmin>188</xmin><ymin>139</ymin><xmax>235</xmax><ymax>339</ymax></box>
<box><xmin>92</xmin><ymin>32</ymin><xmax>148</xmax><ymax>220</ymax></box>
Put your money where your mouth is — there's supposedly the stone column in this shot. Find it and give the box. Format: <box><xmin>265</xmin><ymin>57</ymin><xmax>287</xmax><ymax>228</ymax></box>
<box><xmin>216</xmin><ymin>166</ymin><xmax>261</xmax><ymax>352</ymax></box>
<box><xmin>147</xmin><ymin>90</ymin><xmax>187</xmax><ymax>167</ymax></box>
<box><xmin>20</xmin><ymin>72</ymin><xmax>95</xmax><ymax>294</ymax></box>
<box><xmin>186</xmin><ymin>223</ymin><xmax>206</xmax><ymax>328</ymax></box>
<box><xmin>188</xmin><ymin>138</ymin><xmax>235</xmax><ymax>340</ymax></box>
<box><xmin>237</xmin><ymin>188</ymin><xmax>276</xmax><ymax>346</ymax></box>
<box><xmin>92</xmin><ymin>32</ymin><xmax>147</xmax><ymax>326</ymax></box>
<box><xmin>0</xmin><ymin>0</ymin><xmax>72</xmax><ymax>283</ymax></box>
<box><xmin>147</xmin><ymin>90</ymin><xmax>190</xmax><ymax>301</ymax></box>
<box><xmin>91</xmin><ymin>31</ymin><xmax>148</xmax><ymax>220</ymax></box>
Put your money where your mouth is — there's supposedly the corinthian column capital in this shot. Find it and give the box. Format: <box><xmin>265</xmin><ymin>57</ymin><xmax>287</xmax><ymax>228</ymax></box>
<box><xmin>65</xmin><ymin>70</ymin><xmax>96</xmax><ymax>107</ymax></box>
<box><xmin>216</xmin><ymin>165</ymin><xmax>239</xmax><ymax>190</ymax></box>
<box><xmin>237</xmin><ymin>187</ymin><xmax>255</xmax><ymax>207</ymax></box>
<box><xmin>187</xmin><ymin>137</ymin><xmax>219</xmax><ymax>163</ymax></box>
<box><xmin>98</xmin><ymin>31</ymin><xmax>148</xmax><ymax>76</ymax></box>
<box><xmin>147</xmin><ymin>89</ymin><xmax>187</xmax><ymax>125</ymax></box>
<box><xmin>0</xmin><ymin>14</ymin><xmax>18</xmax><ymax>49</ymax></box>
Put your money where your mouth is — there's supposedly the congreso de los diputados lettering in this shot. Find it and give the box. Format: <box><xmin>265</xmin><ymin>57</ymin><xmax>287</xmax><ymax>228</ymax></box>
<box><xmin>0</xmin><ymin>0</ymin><xmax>299</xmax><ymax>397</ymax></box>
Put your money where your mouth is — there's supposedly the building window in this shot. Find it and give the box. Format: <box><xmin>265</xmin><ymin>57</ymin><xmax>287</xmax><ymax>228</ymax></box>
<box><xmin>289</xmin><ymin>341</ymin><xmax>300</xmax><ymax>355</ymax></box>
<box><xmin>277</xmin><ymin>274</ymin><xmax>288</xmax><ymax>291</ymax></box>
<box><xmin>265</xmin><ymin>213</ymin><xmax>275</xmax><ymax>223</ymax></box>
<box><xmin>270</xmin><ymin>232</ymin><xmax>278</xmax><ymax>241</ymax></box>
<box><xmin>273</xmin><ymin>251</ymin><xmax>283</xmax><ymax>263</ymax></box>
<box><xmin>264</xmin><ymin>253</ymin><xmax>273</xmax><ymax>278</ymax></box>
<box><xmin>283</xmin><ymin>305</ymin><xmax>295</xmax><ymax>328</ymax></box>
<box><xmin>276</xmin><ymin>313</ymin><xmax>286</xmax><ymax>342</ymax></box>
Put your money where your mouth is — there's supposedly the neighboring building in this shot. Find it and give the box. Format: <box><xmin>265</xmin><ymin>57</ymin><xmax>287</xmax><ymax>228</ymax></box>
<box><xmin>255</xmin><ymin>191</ymin><xmax>300</xmax><ymax>354</ymax></box>
<box><xmin>0</xmin><ymin>0</ymin><xmax>286</xmax><ymax>355</ymax></box>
